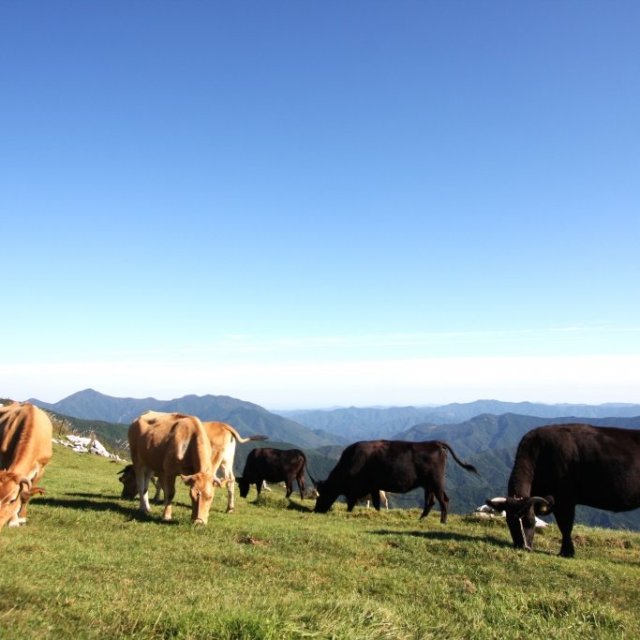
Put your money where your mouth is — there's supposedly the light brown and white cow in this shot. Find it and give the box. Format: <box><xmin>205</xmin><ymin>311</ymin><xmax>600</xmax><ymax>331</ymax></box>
<box><xmin>362</xmin><ymin>490</ymin><xmax>389</xmax><ymax>511</ymax></box>
<box><xmin>204</xmin><ymin>421</ymin><xmax>267</xmax><ymax>512</ymax></box>
<box><xmin>0</xmin><ymin>402</ymin><xmax>52</xmax><ymax>529</ymax></box>
<box><xmin>128</xmin><ymin>411</ymin><xmax>218</xmax><ymax>524</ymax></box>
<box><xmin>121</xmin><ymin>417</ymin><xmax>266</xmax><ymax>513</ymax></box>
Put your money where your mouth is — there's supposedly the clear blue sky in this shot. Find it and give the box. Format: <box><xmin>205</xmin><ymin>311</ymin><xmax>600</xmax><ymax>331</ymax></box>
<box><xmin>2</xmin><ymin>2</ymin><xmax>639</xmax><ymax>408</ymax></box>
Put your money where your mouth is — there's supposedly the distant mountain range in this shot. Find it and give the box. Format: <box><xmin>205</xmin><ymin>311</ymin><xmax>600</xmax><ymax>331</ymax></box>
<box><xmin>284</xmin><ymin>400</ymin><xmax>640</xmax><ymax>440</ymax></box>
<box><xmin>396</xmin><ymin>412</ymin><xmax>640</xmax><ymax>530</ymax></box>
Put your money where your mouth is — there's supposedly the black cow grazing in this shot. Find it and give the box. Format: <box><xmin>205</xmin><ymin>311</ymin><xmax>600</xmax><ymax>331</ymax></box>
<box><xmin>238</xmin><ymin>448</ymin><xmax>312</xmax><ymax>500</ymax></box>
<box><xmin>486</xmin><ymin>423</ymin><xmax>640</xmax><ymax>557</ymax></box>
<box><xmin>314</xmin><ymin>440</ymin><xmax>478</xmax><ymax>521</ymax></box>
<box><xmin>117</xmin><ymin>464</ymin><xmax>162</xmax><ymax>502</ymax></box>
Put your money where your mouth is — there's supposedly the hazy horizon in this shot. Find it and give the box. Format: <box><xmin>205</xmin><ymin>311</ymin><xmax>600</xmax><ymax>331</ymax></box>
<box><xmin>3</xmin><ymin>3</ymin><xmax>638</xmax><ymax>408</ymax></box>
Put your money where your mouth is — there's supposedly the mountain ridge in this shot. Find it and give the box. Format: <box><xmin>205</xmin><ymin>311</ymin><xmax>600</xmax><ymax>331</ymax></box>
<box><xmin>27</xmin><ymin>388</ymin><xmax>339</xmax><ymax>449</ymax></box>
<box><xmin>284</xmin><ymin>399</ymin><xmax>640</xmax><ymax>440</ymax></box>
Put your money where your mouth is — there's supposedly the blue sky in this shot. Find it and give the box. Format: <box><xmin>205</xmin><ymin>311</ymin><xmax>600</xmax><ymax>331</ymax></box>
<box><xmin>2</xmin><ymin>2</ymin><xmax>639</xmax><ymax>409</ymax></box>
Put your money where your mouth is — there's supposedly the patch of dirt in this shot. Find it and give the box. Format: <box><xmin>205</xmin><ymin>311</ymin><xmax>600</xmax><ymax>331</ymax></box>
<box><xmin>235</xmin><ymin>534</ymin><xmax>268</xmax><ymax>546</ymax></box>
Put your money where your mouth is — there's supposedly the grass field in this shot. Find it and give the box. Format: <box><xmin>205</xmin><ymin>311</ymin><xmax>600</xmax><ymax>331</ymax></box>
<box><xmin>1</xmin><ymin>445</ymin><xmax>639</xmax><ymax>639</ymax></box>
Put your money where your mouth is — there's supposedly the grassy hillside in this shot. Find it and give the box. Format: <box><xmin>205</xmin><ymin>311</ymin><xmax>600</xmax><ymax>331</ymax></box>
<box><xmin>50</xmin><ymin>411</ymin><xmax>640</xmax><ymax>531</ymax></box>
<box><xmin>2</xmin><ymin>445</ymin><xmax>640</xmax><ymax>639</ymax></box>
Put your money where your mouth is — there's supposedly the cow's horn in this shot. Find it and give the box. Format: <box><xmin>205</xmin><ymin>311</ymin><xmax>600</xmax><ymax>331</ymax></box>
<box><xmin>529</xmin><ymin>496</ymin><xmax>551</xmax><ymax>514</ymax></box>
<box><xmin>487</xmin><ymin>497</ymin><xmax>507</xmax><ymax>506</ymax></box>
<box><xmin>529</xmin><ymin>496</ymin><xmax>549</xmax><ymax>505</ymax></box>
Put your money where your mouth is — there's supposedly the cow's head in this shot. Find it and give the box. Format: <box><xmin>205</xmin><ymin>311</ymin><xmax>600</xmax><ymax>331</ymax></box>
<box><xmin>313</xmin><ymin>480</ymin><xmax>335</xmax><ymax>513</ymax></box>
<box><xmin>117</xmin><ymin>465</ymin><xmax>138</xmax><ymax>500</ymax></box>
<box><xmin>0</xmin><ymin>472</ymin><xmax>32</xmax><ymax>529</ymax></box>
<box><xmin>486</xmin><ymin>496</ymin><xmax>554</xmax><ymax>551</ymax></box>
<box><xmin>181</xmin><ymin>472</ymin><xmax>218</xmax><ymax>524</ymax></box>
<box><xmin>236</xmin><ymin>477</ymin><xmax>250</xmax><ymax>498</ymax></box>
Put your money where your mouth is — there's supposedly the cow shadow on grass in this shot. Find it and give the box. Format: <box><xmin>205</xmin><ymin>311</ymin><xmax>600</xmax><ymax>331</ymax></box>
<box><xmin>286</xmin><ymin>500</ymin><xmax>314</xmax><ymax>513</ymax></box>
<box><xmin>244</xmin><ymin>498</ymin><xmax>313</xmax><ymax>513</ymax></box>
<box><xmin>36</xmin><ymin>494</ymin><xmax>184</xmax><ymax>525</ymax></box>
<box><xmin>370</xmin><ymin>528</ymin><xmax>513</xmax><ymax>549</ymax></box>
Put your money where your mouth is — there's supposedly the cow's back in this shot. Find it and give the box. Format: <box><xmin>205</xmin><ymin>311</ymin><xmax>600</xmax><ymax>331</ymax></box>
<box><xmin>0</xmin><ymin>402</ymin><xmax>52</xmax><ymax>474</ymax></box>
<box><xmin>129</xmin><ymin>412</ymin><xmax>207</xmax><ymax>474</ymax></box>
<box><xmin>334</xmin><ymin>440</ymin><xmax>442</xmax><ymax>492</ymax></box>
<box><xmin>203</xmin><ymin>422</ymin><xmax>235</xmax><ymax>450</ymax></box>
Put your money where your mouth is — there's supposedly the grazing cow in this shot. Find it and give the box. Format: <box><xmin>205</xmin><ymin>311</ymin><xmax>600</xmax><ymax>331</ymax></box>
<box><xmin>118</xmin><ymin>464</ymin><xmax>162</xmax><ymax>502</ymax></box>
<box><xmin>314</xmin><ymin>440</ymin><xmax>477</xmax><ymax>521</ymax></box>
<box><xmin>204</xmin><ymin>421</ymin><xmax>267</xmax><ymax>512</ymax></box>
<box><xmin>238</xmin><ymin>448</ymin><xmax>312</xmax><ymax>500</ymax></box>
<box><xmin>121</xmin><ymin>418</ymin><xmax>267</xmax><ymax>512</ymax></box>
<box><xmin>128</xmin><ymin>411</ymin><xmax>218</xmax><ymax>524</ymax></box>
<box><xmin>0</xmin><ymin>402</ymin><xmax>52</xmax><ymax>529</ymax></box>
<box><xmin>487</xmin><ymin>423</ymin><xmax>640</xmax><ymax>557</ymax></box>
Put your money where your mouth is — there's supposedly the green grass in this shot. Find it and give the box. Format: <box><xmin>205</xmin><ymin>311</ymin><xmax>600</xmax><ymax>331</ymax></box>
<box><xmin>1</xmin><ymin>445</ymin><xmax>640</xmax><ymax>639</ymax></box>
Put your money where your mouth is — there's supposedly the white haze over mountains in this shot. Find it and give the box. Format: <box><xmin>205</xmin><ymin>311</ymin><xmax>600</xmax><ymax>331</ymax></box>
<box><xmin>4</xmin><ymin>352</ymin><xmax>639</xmax><ymax>411</ymax></box>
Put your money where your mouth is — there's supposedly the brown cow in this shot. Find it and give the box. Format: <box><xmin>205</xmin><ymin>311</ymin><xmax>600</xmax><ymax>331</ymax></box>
<box><xmin>120</xmin><ymin>419</ymin><xmax>266</xmax><ymax>512</ymax></box>
<box><xmin>0</xmin><ymin>402</ymin><xmax>52</xmax><ymax>529</ymax></box>
<box><xmin>128</xmin><ymin>411</ymin><xmax>218</xmax><ymax>524</ymax></box>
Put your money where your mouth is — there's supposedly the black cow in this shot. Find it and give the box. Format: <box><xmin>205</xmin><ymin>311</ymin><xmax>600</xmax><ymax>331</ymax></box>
<box><xmin>486</xmin><ymin>423</ymin><xmax>640</xmax><ymax>557</ymax></box>
<box><xmin>238</xmin><ymin>448</ymin><xmax>312</xmax><ymax>500</ymax></box>
<box><xmin>117</xmin><ymin>464</ymin><xmax>163</xmax><ymax>502</ymax></box>
<box><xmin>313</xmin><ymin>439</ymin><xmax>478</xmax><ymax>521</ymax></box>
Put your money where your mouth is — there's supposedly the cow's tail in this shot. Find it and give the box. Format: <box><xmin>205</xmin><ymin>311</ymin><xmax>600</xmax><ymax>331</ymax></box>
<box><xmin>302</xmin><ymin>452</ymin><xmax>318</xmax><ymax>486</ymax></box>
<box><xmin>222</xmin><ymin>423</ymin><xmax>269</xmax><ymax>444</ymax></box>
<box><xmin>441</xmin><ymin>443</ymin><xmax>478</xmax><ymax>474</ymax></box>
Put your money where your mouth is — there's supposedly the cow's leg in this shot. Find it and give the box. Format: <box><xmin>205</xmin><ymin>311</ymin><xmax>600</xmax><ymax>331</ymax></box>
<box><xmin>138</xmin><ymin>468</ymin><xmax>153</xmax><ymax>514</ymax></box>
<box><xmin>554</xmin><ymin>503</ymin><xmax>576</xmax><ymax>558</ymax></box>
<box><xmin>162</xmin><ymin>475</ymin><xmax>176</xmax><ymax>521</ymax></box>
<box><xmin>226</xmin><ymin>468</ymin><xmax>235</xmax><ymax>513</ymax></box>
<box><xmin>420</xmin><ymin>490</ymin><xmax>435</xmax><ymax>519</ymax></box>
<box><xmin>285</xmin><ymin>480</ymin><xmax>293</xmax><ymax>499</ymax></box>
<box><xmin>346</xmin><ymin>495</ymin><xmax>358</xmax><ymax>512</ymax></box>
<box><xmin>436</xmin><ymin>490</ymin><xmax>450</xmax><ymax>524</ymax></box>
<box><xmin>297</xmin><ymin>474</ymin><xmax>305</xmax><ymax>500</ymax></box>
<box><xmin>370</xmin><ymin>491</ymin><xmax>382</xmax><ymax>511</ymax></box>
<box><xmin>151</xmin><ymin>475</ymin><xmax>163</xmax><ymax>503</ymax></box>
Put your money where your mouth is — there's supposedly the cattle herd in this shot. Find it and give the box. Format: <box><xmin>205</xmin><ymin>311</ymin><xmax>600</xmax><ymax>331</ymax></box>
<box><xmin>2</xmin><ymin>401</ymin><xmax>640</xmax><ymax>558</ymax></box>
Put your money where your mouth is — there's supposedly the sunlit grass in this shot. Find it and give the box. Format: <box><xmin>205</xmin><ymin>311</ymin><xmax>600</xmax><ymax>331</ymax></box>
<box><xmin>1</xmin><ymin>445</ymin><xmax>639</xmax><ymax>639</ymax></box>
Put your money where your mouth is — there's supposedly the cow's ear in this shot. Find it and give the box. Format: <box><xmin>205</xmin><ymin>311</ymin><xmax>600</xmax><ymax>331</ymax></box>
<box><xmin>181</xmin><ymin>474</ymin><xmax>195</xmax><ymax>486</ymax></box>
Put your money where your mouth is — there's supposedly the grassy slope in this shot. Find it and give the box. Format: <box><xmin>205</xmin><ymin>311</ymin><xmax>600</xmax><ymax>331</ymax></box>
<box><xmin>1</xmin><ymin>446</ymin><xmax>639</xmax><ymax>640</ymax></box>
